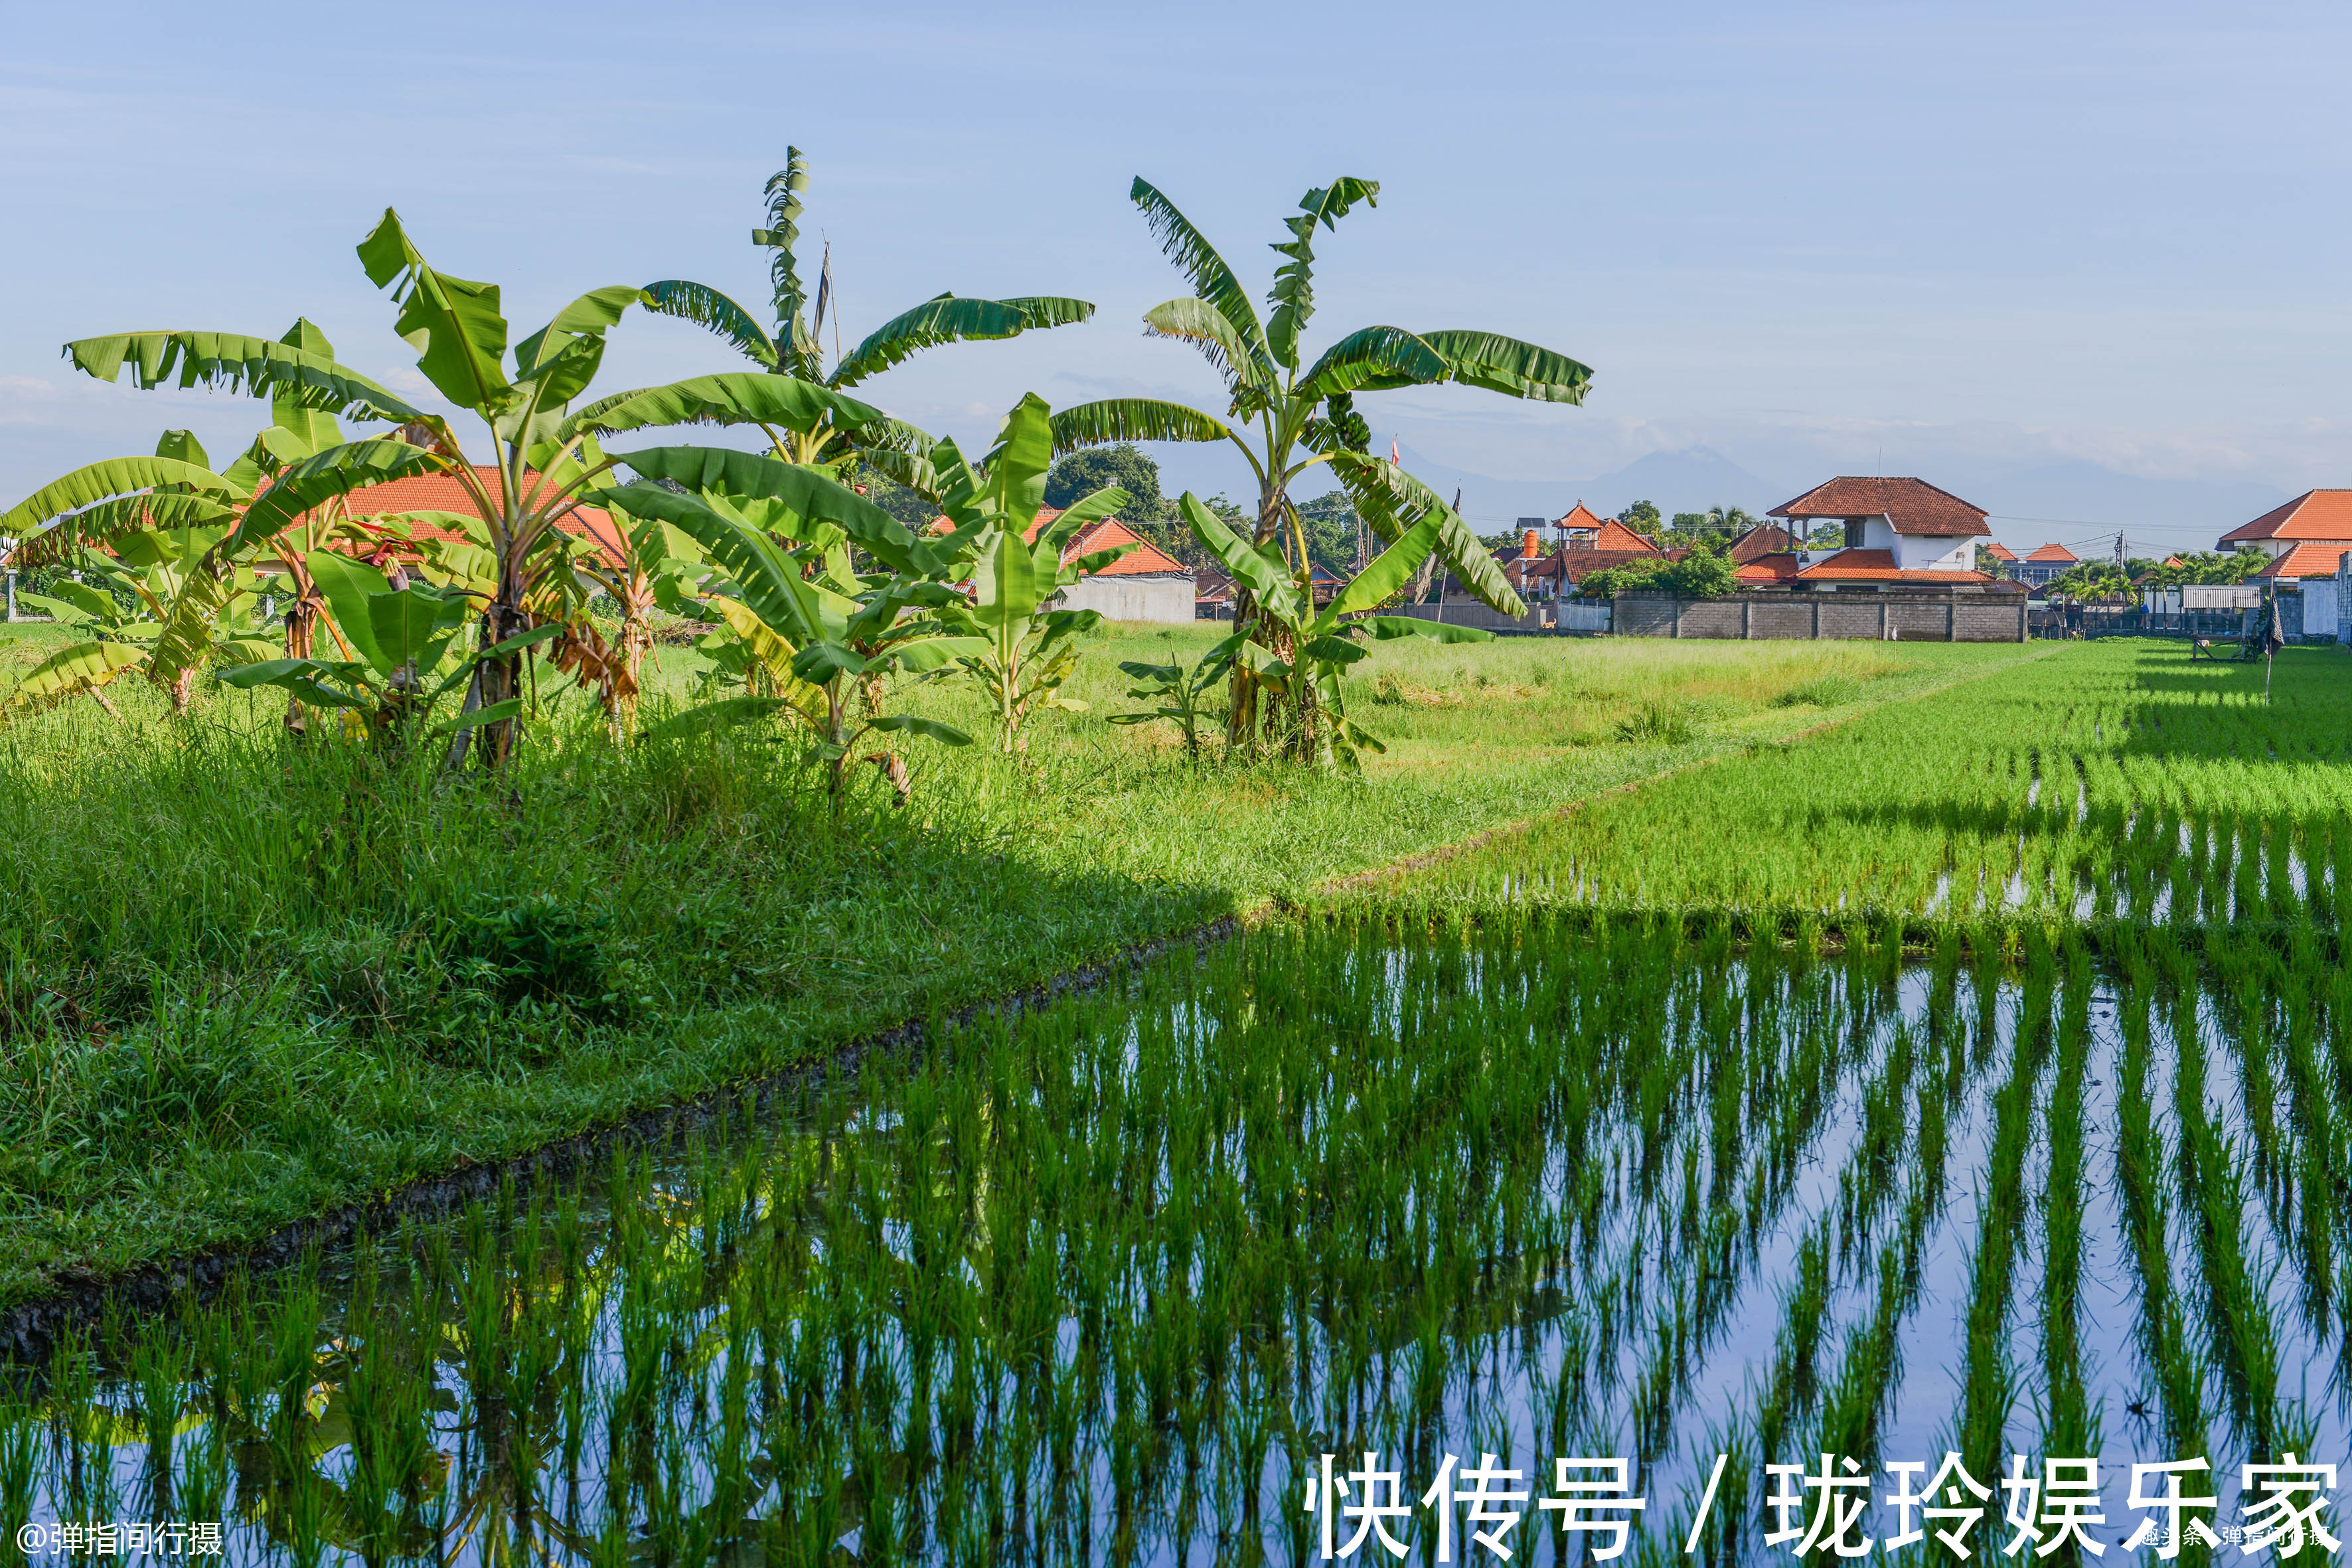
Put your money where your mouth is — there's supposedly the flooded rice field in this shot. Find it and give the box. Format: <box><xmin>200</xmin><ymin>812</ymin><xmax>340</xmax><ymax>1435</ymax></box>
<box><xmin>5</xmin><ymin>914</ymin><xmax>2345</xmax><ymax>1565</ymax></box>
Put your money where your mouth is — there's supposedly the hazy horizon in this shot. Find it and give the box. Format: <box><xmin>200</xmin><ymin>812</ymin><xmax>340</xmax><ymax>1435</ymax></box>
<box><xmin>5</xmin><ymin>0</ymin><xmax>2345</xmax><ymax>560</ymax></box>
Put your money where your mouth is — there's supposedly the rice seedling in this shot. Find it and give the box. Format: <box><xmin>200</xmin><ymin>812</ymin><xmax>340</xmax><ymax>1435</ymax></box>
<box><xmin>2</xmin><ymin>636</ymin><xmax>2345</xmax><ymax>1559</ymax></box>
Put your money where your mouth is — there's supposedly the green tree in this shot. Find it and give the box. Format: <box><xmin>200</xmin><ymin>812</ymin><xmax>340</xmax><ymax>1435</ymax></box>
<box><xmin>1049</xmin><ymin>174</ymin><xmax>1591</xmax><ymax>754</ymax></box>
<box><xmin>1579</xmin><ymin>549</ymin><xmax>1737</xmax><ymax>601</ymax></box>
<box><xmin>1295</xmin><ymin>491</ymin><xmax>1363</xmax><ymax>574</ymax></box>
<box><xmin>1617</xmin><ymin>499</ymin><xmax>1661</xmax><ymax>532</ymax></box>
<box><xmin>1044</xmin><ymin>443</ymin><xmax>1162</xmax><ymax>519</ymax></box>
<box><xmin>641</xmin><ymin>148</ymin><xmax>1093</xmax><ymax>479</ymax></box>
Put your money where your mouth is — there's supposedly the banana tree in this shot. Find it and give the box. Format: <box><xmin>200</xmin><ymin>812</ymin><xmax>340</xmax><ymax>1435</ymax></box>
<box><xmin>601</xmin><ymin>449</ymin><xmax>976</xmax><ymax>805</ymax></box>
<box><xmin>1050</xmin><ymin>175</ymin><xmax>1590</xmax><ymax>750</ymax></box>
<box><xmin>638</xmin><ymin>147</ymin><xmax>1094</xmax><ymax>481</ymax></box>
<box><xmin>1173</xmin><ymin>491</ymin><xmax>1493</xmax><ymax>767</ymax></box>
<box><xmin>64</xmin><ymin>212</ymin><xmax>874</xmax><ymax>767</ymax></box>
<box><xmin>1</xmin><ymin>328</ymin><xmax>384</xmax><ymax>728</ymax></box>
<box><xmin>2</xmin><ymin>530</ymin><xmax>275</xmax><ymax>718</ymax></box>
<box><xmin>918</xmin><ymin>394</ymin><xmax>1136</xmax><ymax>750</ymax></box>
<box><xmin>217</xmin><ymin>552</ymin><xmax>557</xmax><ymax>745</ymax></box>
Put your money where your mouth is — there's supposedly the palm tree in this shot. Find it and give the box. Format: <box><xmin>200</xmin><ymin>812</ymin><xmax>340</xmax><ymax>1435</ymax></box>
<box><xmin>1048</xmin><ymin>175</ymin><xmax>1593</xmax><ymax>749</ymax></box>
<box><xmin>639</xmin><ymin>147</ymin><xmax>1095</xmax><ymax>479</ymax></box>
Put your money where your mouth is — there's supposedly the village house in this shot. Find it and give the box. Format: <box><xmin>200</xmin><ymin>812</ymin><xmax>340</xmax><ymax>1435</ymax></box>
<box><xmin>1981</xmin><ymin>541</ymin><xmax>2018</xmax><ymax>578</ymax></box>
<box><xmin>1765</xmin><ymin>477</ymin><xmax>2009</xmax><ymax>588</ymax></box>
<box><xmin>1022</xmin><ymin>510</ymin><xmax>1196</xmax><ymax>623</ymax></box>
<box><xmin>2221</xmin><ymin>490</ymin><xmax>2352</xmax><ymax>641</ymax></box>
<box><xmin>2222</xmin><ymin>490</ymin><xmax>2352</xmax><ymax>583</ymax></box>
<box><xmin>1505</xmin><ymin>502</ymin><xmax>1671</xmax><ymax>597</ymax></box>
<box><xmin>2015</xmin><ymin>542</ymin><xmax>2078</xmax><ymax>588</ymax></box>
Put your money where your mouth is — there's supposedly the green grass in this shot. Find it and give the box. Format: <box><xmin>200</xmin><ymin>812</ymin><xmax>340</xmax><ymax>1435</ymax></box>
<box><xmin>0</xmin><ymin>623</ymin><xmax>2035</xmax><ymax>1309</ymax></box>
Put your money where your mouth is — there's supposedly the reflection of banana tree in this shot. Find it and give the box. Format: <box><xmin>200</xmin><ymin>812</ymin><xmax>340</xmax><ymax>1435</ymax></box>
<box><xmin>3</xmin><ymin>527</ymin><xmax>275</xmax><ymax>718</ymax></box>
<box><xmin>1174</xmin><ymin>491</ymin><xmax>1494</xmax><ymax>766</ymax></box>
<box><xmin>605</xmin><ymin>457</ymin><xmax>976</xmax><ymax>805</ymax></box>
<box><xmin>218</xmin><ymin>552</ymin><xmax>556</xmax><ymax>744</ymax></box>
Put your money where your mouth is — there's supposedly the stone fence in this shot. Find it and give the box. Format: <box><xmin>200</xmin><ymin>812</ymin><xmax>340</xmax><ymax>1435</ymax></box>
<box><xmin>1611</xmin><ymin>589</ymin><xmax>2028</xmax><ymax>643</ymax></box>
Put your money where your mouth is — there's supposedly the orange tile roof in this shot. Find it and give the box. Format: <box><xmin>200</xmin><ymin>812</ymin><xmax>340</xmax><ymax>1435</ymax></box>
<box><xmin>1559</xmin><ymin>517</ymin><xmax>1665</xmax><ymax>555</ymax></box>
<box><xmin>2252</xmin><ymin>541</ymin><xmax>2352</xmax><ymax>579</ymax></box>
<box><xmin>1735</xmin><ymin>552</ymin><xmax>1803</xmax><ymax>582</ymax></box>
<box><xmin>278</xmin><ymin>465</ymin><xmax>625</xmax><ymax>568</ymax></box>
<box><xmin>1982</xmin><ymin>542</ymin><xmax>2018</xmax><ymax>562</ymax></box>
<box><xmin>1769</xmin><ymin>476</ymin><xmax>1988</xmax><ymax>537</ymax></box>
<box><xmin>1727</xmin><ymin>524</ymin><xmax>1800</xmax><ymax>562</ymax></box>
<box><xmin>1556</xmin><ymin>501</ymin><xmax>1612</xmax><ymax>531</ymax></box>
<box><xmin>2024</xmin><ymin>542</ymin><xmax>2078</xmax><ymax>563</ymax></box>
<box><xmin>1015</xmin><ymin>508</ymin><xmax>1190</xmax><ymax>576</ymax></box>
<box><xmin>1794</xmin><ymin>548</ymin><xmax>2005</xmax><ymax>585</ymax></box>
<box><xmin>2219</xmin><ymin>489</ymin><xmax>2352</xmax><ymax>545</ymax></box>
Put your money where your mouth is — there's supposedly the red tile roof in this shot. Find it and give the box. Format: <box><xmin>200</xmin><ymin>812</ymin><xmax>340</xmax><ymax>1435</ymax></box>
<box><xmin>1794</xmin><ymin>548</ymin><xmax>2005</xmax><ymax>585</ymax></box>
<box><xmin>1016</xmin><ymin>508</ymin><xmax>1189</xmax><ymax>576</ymax></box>
<box><xmin>1545</xmin><ymin>549</ymin><xmax>1666</xmax><ymax>586</ymax></box>
<box><xmin>279</xmin><ymin>465</ymin><xmax>625</xmax><ymax>568</ymax></box>
<box><xmin>1768</xmin><ymin>477</ymin><xmax>1988</xmax><ymax>537</ymax></box>
<box><xmin>1735</xmin><ymin>552</ymin><xmax>1804</xmax><ymax>582</ymax></box>
<box><xmin>1557</xmin><ymin>501</ymin><xmax>1612</xmax><ymax>532</ymax></box>
<box><xmin>1561</xmin><ymin>517</ymin><xmax>1665</xmax><ymax>556</ymax></box>
<box><xmin>2252</xmin><ymin>541</ymin><xmax>2352</xmax><ymax>579</ymax></box>
<box><xmin>2219</xmin><ymin>490</ymin><xmax>2352</xmax><ymax>546</ymax></box>
<box><xmin>2023</xmin><ymin>542</ymin><xmax>2078</xmax><ymax>564</ymax></box>
<box><xmin>1727</xmin><ymin>524</ymin><xmax>1800</xmax><ymax>562</ymax></box>
<box><xmin>1982</xmin><ymin>542</ymin><xmax>2018</xmax><ymax>562</ymax></box>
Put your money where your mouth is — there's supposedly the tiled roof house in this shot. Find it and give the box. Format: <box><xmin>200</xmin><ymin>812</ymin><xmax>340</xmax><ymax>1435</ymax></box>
<box><xmin>1767</xmin><ymin>477</ymin><xmax>2009</xmax><ymax>587</ymax></box>
<box><xmin>2016</xmin><ymin>542</ymin><xmax>2078</xmax><ymax>588</ymax></box>
<box><xmin>1018</xmin><ymin>508</ymin><xmax>1195</xmax><ymax>623</ymax></box>
<box><xmin>2220</xmin><ymin>491</ymin><xmax>2352</xmax><ymax>582</ymax></box>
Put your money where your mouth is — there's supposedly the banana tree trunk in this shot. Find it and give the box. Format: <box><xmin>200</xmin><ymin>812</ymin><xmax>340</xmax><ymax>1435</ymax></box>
<box><xmin>282</xmin><ymin>575</ymin><xmax>318</xmax><ymax>738</ymax></box>
<box><xmin>617</xmin><ymin>609</ymin><xmax>651</xmax><ymax>739</ymax></box>
<box><xmin>461</xmin><ymin>562</ymin><xmax>528</xmax><ymax>769</ymax></box>
<box><xmin>1223</xmin><ymin>485</ymin><xmax>1293</xmax><ymax>753</ymax></box>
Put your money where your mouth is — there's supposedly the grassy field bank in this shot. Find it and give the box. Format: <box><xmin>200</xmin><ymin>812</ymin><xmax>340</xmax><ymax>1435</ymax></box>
<box><xmin>0</xmin><ymin>622</ymin><xmax>2033</xmax><ymax>1309</ymax></box>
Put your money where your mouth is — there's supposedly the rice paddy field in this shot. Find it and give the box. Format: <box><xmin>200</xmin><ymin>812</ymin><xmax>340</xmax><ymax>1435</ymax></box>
<box><xmin>3</xmin><ymin>637</ymin><xmax>2349</xmax><ymax>1565</ymax></box>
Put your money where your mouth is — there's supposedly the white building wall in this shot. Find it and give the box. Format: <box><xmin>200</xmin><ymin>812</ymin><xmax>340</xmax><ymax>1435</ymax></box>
<box><xmin>1054</xmin><ymin>574</ymin><xmax>1195</xmax><ymax>624</ymax></box>
<box><xmin>2303</xmin><ymin>578</ymin><xmax>2340</xmax><ymax>640</ymax></box>
<box><xmin>1895</xmin><ymin>533</ymin><xmax>1978</xmax><ymax>572</ymax></box>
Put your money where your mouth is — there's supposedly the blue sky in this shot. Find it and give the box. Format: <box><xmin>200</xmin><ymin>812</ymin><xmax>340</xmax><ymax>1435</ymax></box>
<box><xmin>4</xmin><ymin>0</ymin><xmax>2347</xmax><ymax>552</ymax></box>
